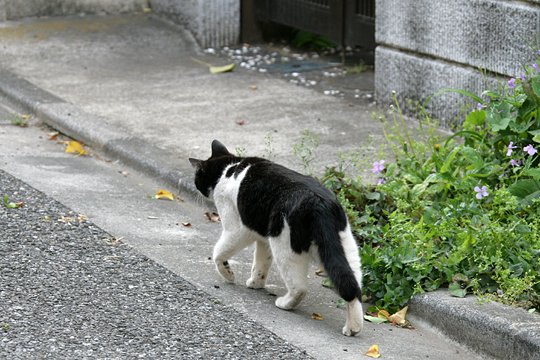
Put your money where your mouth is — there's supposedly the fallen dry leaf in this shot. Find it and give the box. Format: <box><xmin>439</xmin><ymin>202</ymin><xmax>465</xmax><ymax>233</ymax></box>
<box><xmin>364</xmin><ymin>315</ymin><xmax>387</xmax><ymax>324</ymax></box>
<box><xmin>155</xmin><ymin>189</ymin><xmax>174</xmax><ymax>201</ymax></box>
<box><xmin>249</xmin><ymin>85</ymin><xmax>258</xmax><ymax>90</ymax></box>
<box><xmin>48</xmin><ymin>131</ymin><xmax>59</xmax><ymax>141</ymax></box>
<box><xmin>235</xmin><ymin>119</ymin><xmax>246</xmax><ymax>126</ymax></box>
<box><xmin>377</xmin><ymin>309</ymin><xmax>390</xmax><ymax>320</ymax></box>
<box><xmin>388</xmin><ymin>306</ymin><xmax>408</xmax><ymax>326</ymax></box>
<box><xmin>65</xmin><ymin>140</ymin><xmax>87</xmax><ymax>156</ymax></box>
<box><xmin>311</xmin><ymin>312</ymin><xmax>324</xmax><ymax>321</ymax></box>
<box><xmin>365</xmin><ymin>344</ymin><xmax>381</xmax><ymax>358</ymax></box>
<box><xmin>205</xmin><ymin>212</ymin><xmax>220</xmax><ymax>222</ymax></box>
<box><xmin>182</xmin><ymin>222</ymin><xmax>192</xmax><ymax>227</ymax></box>
<box><xmin>315</xmin><ymin>268</ymin><xmax>326</xmax><ymax>277</ymax></box>
<box><xmin>147</xmin><ymin>216</ymin><xmax>159</xmax><ymax>219</ymax></box>
<box><xmin>209</xmin><ymin>63</ymin><xmax>235</xmax><ymax>74</ymax></box>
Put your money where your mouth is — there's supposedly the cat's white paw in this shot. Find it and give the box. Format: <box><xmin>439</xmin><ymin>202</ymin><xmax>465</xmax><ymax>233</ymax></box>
<box><xmin>342</xmin><ymin>324</ymin><xmax>362</xmax><ymax>337</ymax></box>
<box><xmin>275</xmin><ymin>290</ymin><xmax>305</xmax><ymax>310</ymax></box>
<box><xmin>216</xmin><ymin>261</ymin><xmax>235</xmax><ymax>283</ymax></box>
<box><xmin>246</xmin><ymin>277</ymin><xmax>266</xmax><ymax>289</ymax></box>
<box><xmin>342</xmin><ymin>299</ymin><xmax>363</xmax><ymax>336</ymax></box>
<box><xmin>275</xmin><ymin>296</ymin><xmax>294</xmax><ymax>310</ymax></box>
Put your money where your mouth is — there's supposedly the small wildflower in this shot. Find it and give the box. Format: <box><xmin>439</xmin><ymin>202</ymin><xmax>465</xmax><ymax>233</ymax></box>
<box><xmin>507</xmin><ymin>141</ymin><xmax>517</xmax><ymax>156</ymax></box>
<box><xmin>510</xmin><ymin>159</ymin><xmax>521</xmax><ymax>167</ymax></box>
<box><xmin>519</xmin><ymin>73</ymin><xmax>526</xmax><ymax>81</ymax></box>
<box><xmin>377</xmin><ymin>178</ymin><xmax>386</xmax><ymax>185</ymax></box>
<box><xmin>476</xmin><ymin>103</ymin><xmax>485</xmax><ymax>111</ymax></box>
<box><xmin>474</xmin><ymin>186</ymin><xmax>489</xmax><ymax>200</ymax></box>
<box><xmin>523</xmin><ymin>144</ymin><xmax>538</xmax><ymax>156</ymax></box>
<box><xmin>533</xmin><ymin>63</ymin><xmax>539</xmax><ymax>72</ymax></box>
<box><xmin>507</xmin><ymin>78</ymin><xmax>516</xmax><ymax>89</ymax></box>
<box><xmin>372</xmin><ymin>160</ymin><xmax>385</xmax><ymax>175</ymax></box>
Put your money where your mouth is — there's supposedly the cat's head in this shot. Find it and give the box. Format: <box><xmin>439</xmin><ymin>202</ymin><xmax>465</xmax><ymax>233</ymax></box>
<box><xmin>189</xmin><ymin>140</ymin><xmax>238</xmax><ymax>197</ymax></box>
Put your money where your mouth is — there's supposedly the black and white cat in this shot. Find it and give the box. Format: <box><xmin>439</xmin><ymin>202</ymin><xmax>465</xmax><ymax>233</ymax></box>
<box><xmin>189</xmin><ymin>140</ymin><xmax>363</xmax><ymax>336</ymax></box>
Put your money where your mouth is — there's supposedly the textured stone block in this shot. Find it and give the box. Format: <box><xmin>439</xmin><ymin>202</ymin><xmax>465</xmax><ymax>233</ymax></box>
<box><xmin>376</xmin><ymin>0</ymin><xmax>540</xmax><ymax>77</ymax></box>
<box><xmin>150</xmin><ymin>0</ymin><xmax>240</xmax><ymax>48</ymax></box>
<box><xmin>375</xmin><ymin>46</ymin><xmax>500</xmax><ymax>127</ymax></box>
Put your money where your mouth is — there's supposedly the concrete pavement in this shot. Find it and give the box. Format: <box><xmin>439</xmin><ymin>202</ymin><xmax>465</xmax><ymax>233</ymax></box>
<box><xmin>0</xmin><ymin>13</ymin><xmax>539</xmax><ymax>359</ymax></box>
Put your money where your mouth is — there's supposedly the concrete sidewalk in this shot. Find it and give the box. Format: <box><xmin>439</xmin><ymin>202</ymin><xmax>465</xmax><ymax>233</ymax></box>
<box><xmin>0</xmin><ymin>13</ymin><xmax>538</xmax><ymax>360</ymax></box>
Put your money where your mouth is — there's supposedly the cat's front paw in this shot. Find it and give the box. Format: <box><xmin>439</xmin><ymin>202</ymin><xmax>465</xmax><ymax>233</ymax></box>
<box><xmin>216</xmin><ymin>260</ymin><xmax>235</xmax><ymax>283</ymax></box>
<box><xmin>246</xmin><ymin>277</ymin><xmax>266</xmax><ymax>289</ymax></box>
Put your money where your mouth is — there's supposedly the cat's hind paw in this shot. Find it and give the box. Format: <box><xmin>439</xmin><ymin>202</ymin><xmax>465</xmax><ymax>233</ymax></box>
<box><xmin>275</xmin><ymin>290</ymin><xmax>305</xmax><ymax>310</ymax></box>
<box><xmin>246</xmin><ymin>277</ymin><xmax>266</xmax><ymax>289</ymax></box>
<box><xmin>216</xmin><ymin>260</ymin><xmax>235</xmax><ymax>283</ymax></box>
<box><xmin>342</xmin><ymin>324</ymin><xmax>362</xmax><ymax>337</ymax></box>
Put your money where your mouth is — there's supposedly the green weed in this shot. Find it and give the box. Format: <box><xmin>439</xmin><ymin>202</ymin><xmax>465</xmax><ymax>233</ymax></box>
<box><xmin>321</xmin><ymin>51</ymin><xmax>540</xmax><ymax>312</ymax></box>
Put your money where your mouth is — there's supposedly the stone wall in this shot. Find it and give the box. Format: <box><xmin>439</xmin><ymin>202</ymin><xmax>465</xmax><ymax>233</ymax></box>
<box><xmin>149</xmin><ymin>0</ymin><xmax>240</xmax><ymax>48</ymax></box>
<box><xmin>0</xmin><ymin>0</ymin><xmax>146</xmax><ymax>20</ymax></box>
<box><xmin>375</xmin><ymin>0</ymin><xmax>540</xmax><ymax>127</ymax></box>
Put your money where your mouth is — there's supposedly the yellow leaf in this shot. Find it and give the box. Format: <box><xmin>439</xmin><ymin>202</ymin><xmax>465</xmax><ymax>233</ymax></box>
<box><xmin>65</xmin><ymin>140</ymin><xmax>87</xmax><ymax>155</ymax></box>
<box><xmin>365</xmin><ymin>344</ymin><xmax>381</xmax><ymax>358</ymax></box>
<box><xmin>311</xmin><ymin>312</ymin><xmax>324</xmax><ymax>321</ymax></box>
<box><xmin>155</xmin><ymin>189</ymin><xmax>174</xmax><ymax>201</ymax></box>
<box><xmin>377</xmin><ymin>309</ymin><xmax>390</xmax><ymax>320</ymax></box>
<box><xmin>209</xmin><ymin>63</ymin><xmax>235</xmax><ymax>74</ymax></box>
<box><xmin>388</xmin><ymin>306</ymin><xmax>408</xmax><ymax>326</ymax></box>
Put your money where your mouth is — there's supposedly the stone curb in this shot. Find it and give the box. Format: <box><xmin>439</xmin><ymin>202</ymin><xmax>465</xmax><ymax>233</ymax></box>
<box><xmin>410</xmin><ymin>291</ymin><xmax>540</xmax><ymax>360</ymax></box>
<box><xmin>1</xmin><ymin>67</ymin><xmax>539</xmax><ymax>360</ymax></box>
<box><xmin>0</xmin><ymin>68</ymin><xmax>210</xmax><ymax>207</ymax></box>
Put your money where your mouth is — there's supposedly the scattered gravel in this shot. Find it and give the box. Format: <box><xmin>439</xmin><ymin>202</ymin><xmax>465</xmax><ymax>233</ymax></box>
<box><xmin>0</xmin><ymin>169</ymin><xmax>312</xmax><ymax>359</ymax></box>
<box><xmin>205</xmin><ymin>44</ymin><xmax>375</xmax><ymax>104</ymax></box>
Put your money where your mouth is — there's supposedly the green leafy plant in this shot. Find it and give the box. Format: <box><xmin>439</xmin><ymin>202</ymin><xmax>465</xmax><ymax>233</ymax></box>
<box><xmin>3</xmin><ymin>194</ymin><xmax>24</xmax><ymax>209</ymax></box>
<box><xmin>321</xmin><ymin>51</ymin><xmax>540</xmax><ymax>313</ymax></box>
<box><xmin>290</xmin><ymin>30</ymin><xmax>336</xmax><ymax>51</ymax></box>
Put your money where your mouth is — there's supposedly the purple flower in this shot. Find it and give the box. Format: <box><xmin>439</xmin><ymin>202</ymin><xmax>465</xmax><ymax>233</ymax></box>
<box><xmin>476</xmin><ymin>103</ymin><xmax>485</xmax><ymax>111</ymax></box>
<box><xmin>510</xmin><ymin>159</ymin><xmax>521</xmax><ymax>167</ymax></box>
<box><xmin>377</xmin><ymin>178</ymin><xmax>386</xmax><ymax>185</ymax></box>
<box><xmin>507</xmin><ymin>78</ymin><xmax>516</xmax><ymax>89</ymax></box>
<box><xmin>533</xmin><ymin>63</ymin><xmax>539</xmax><ymax>72</ymax></box>
<box><xmin>372</xmin><ymin>160</ymin><xmax>385</xmax><ymax>175</ymax></box>
<box><xmin>519</xmin><ymin>73</ymin><xmax>526</xmax><ymax>81</ymax></box>
<box><xmin>537</xmin><ymin>50</ymin><xmax>540</xmax><ymax>55</ymax></box>
<box><xmin>507</xmin><ymin>141</ymin><xmax>517</xmax><ymax>156</ymax></box>
<box><xmin>474</xmin><ymin>186</ymin><xmax>489</xmax><ymax>200</ymax></box>
<box><xmin>524</xmin><ymin>144</ymin><xmax>538</xmax><ymax>156</ymax></box>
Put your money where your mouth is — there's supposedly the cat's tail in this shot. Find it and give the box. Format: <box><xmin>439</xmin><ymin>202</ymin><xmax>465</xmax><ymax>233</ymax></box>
<box><xmin>310</xmin><ymin>205</ymin><xmax>364</xmax><ymax>336</ymax></box>
<box><xmin>314</xmin><ymin>218</ymin><xmax>363</xmax><ymax>303</ymax></box>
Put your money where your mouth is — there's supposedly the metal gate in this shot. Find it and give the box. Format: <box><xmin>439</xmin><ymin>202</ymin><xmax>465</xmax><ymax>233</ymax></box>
<box><xmin>252</xmin><ymin>0</ymin><xmax>375</xmax><ymax>50</ymax></box>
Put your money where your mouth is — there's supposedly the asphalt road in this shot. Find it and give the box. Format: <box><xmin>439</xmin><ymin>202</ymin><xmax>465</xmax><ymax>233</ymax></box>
<box><xmin>0</xmin><ymin>167</ymin><xmax>312</xmax><ymax>359</ymax></box>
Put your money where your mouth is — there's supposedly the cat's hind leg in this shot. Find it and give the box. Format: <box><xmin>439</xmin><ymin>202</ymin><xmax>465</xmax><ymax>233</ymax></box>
<box><xmin>246</xmin><ymin>240</ymin><xmax>272</xmax><ymax>289</ymax></box>
<box><xmin>343</xmin><ymin>298</ymin><xmax>364</xmax><ymax>336</ymax></box>
<box><xmin>269</xmin><ymin>224</ymin><xmax>309</xmax><ymax>310</ymax></box>
<box><xmin>213</xmin><ymin>229</ymin><xmax>254</xmax><ymax>283</ymax></box>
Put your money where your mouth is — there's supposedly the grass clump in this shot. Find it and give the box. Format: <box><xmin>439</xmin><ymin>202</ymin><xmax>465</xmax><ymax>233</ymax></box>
<box><xmin>321</xmin><ymin>52</ymin><xmax>540</xmax><ymax>313</ymax></box>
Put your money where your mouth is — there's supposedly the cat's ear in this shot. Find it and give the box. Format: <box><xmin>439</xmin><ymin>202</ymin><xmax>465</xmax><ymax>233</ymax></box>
<box><xmin>211</xmin><ymin>140</ymin><xmax>231</xmax><ymax>157</ymax></box>
<box><xmin>189</xmin><ymin>158</ymin><xmax>203</xmax><ymax>169</ymax></box>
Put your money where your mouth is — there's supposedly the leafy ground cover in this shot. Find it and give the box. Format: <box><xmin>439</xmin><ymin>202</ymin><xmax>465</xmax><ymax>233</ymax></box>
<box><xmin>321</xmin><ymin>51</ymin><xmax>540</xmax><ymax>313</ymax></box>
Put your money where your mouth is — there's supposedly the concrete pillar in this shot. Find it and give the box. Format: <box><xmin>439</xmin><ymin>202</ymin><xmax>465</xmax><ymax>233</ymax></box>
<box><xmin>375</xmin><ymin>0</ymin><xmax>540</xmax><ymax>126</ymax></box>
<box><xmin>149</xmin><ymin>0</ymin><xmax>240</xmax><ymax>48</ymax></box>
